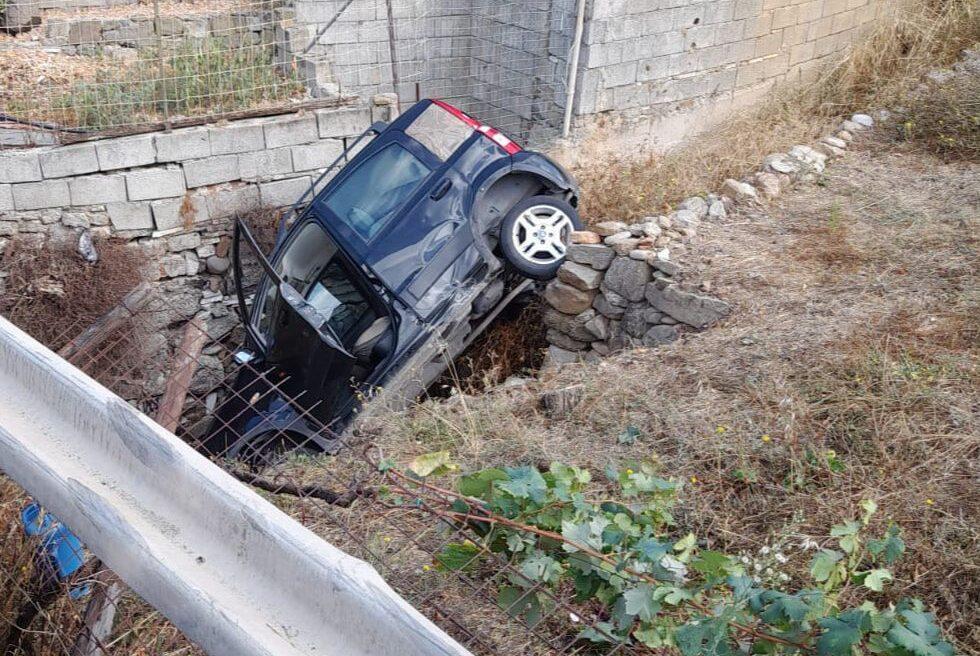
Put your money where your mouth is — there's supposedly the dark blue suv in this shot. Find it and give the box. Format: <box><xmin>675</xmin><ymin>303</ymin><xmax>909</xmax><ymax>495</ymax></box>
<box><xmin>204</xmin><ymin>100</ymin><xmax>581</xmax><ymax>459</ymax></box>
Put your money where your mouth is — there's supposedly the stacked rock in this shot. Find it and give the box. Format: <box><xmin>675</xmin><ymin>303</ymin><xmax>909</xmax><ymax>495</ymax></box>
<box><xmin>542</xmin><ymin>199</ymin><xmax>731</xmax><ymax>367</ymax></box>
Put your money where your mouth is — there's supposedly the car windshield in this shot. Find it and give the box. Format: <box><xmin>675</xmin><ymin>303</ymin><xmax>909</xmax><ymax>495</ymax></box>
<box><xmin>253</xmin><ymin>222</ymin><xmax>377</xmax><ymax>348</ymax></box>
<box><xmin>321</xmin><ymin>143</ymin><xmax>430</xmax><ymax>242</ymax></box>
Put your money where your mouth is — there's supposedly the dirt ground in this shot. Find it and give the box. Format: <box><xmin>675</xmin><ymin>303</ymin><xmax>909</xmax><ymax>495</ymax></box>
<box><xmin>376</xmin><ymin>132</ymin><xmax>979</xmax><ymax>651</ymax></box>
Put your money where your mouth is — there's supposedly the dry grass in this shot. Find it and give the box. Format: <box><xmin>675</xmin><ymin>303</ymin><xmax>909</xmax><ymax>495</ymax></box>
<box><xmin>570</xmin><ymin>0</ymin><xmax>980</xmax><ymax>222</ymax></box>
<box><xmin>373</xmin><ymin>140</ymin><xmax>980</xmax><ymax>651</ymax></box>
<box><xmin>0</xmin><ymin>237</ymin><xmax>142</xmax><ymax>352</ymax></box>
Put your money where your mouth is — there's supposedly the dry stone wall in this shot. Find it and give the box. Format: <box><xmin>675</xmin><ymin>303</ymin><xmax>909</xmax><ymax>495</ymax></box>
<box><xmin>542</xmin><ymin>109</ymin><xmax>879</xmax><ymax>367</ymax></box>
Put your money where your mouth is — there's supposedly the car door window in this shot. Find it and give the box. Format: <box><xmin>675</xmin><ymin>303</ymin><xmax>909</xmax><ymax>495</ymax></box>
<box><xmin>322</xmin><ymin>143</ymin><xmax>431</xmax><ymax>242</ymax></box>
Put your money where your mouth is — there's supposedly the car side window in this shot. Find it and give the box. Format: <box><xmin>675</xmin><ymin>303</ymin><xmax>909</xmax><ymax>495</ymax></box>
<box><xmin>322</xmin><ymin>144</ymin><xmax>431</xmax><ymax>242</ymax></box>
<box><xmin>307</xmin><ymin>260</ymin><xmax>377</xmax><ymax>348</ymax></box>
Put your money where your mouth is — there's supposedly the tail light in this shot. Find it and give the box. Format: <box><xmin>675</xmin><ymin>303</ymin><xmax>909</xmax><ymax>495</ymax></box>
<box><xmin>432</xmin><ymin>100</ymin><xmax>522</xmax><ymax>155</ymax></box>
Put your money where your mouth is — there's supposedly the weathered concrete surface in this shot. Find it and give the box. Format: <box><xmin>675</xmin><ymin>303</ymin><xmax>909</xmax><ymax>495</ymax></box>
<box><xmin>0</xmin><ymin>316</ymin><xmax>471</xmax><ymax>656</ymax></box>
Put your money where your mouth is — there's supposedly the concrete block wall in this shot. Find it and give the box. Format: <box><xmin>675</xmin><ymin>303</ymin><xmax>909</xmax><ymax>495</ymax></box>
<box><xmin>0</xmin><ymin>100</ymin><xmax>394</xmax><ymax>282</ymax></box>
<box><xmin>572</xmin><ymin>0</ymin><xmax>886</xmax><ymax>147</ymax></box>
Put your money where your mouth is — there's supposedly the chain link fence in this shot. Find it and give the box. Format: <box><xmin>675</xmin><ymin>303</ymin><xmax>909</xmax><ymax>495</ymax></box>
<box><xmin>0</xmin><ymin>0</ymin><xmax>573</xmax><ymax>148</ymax></box>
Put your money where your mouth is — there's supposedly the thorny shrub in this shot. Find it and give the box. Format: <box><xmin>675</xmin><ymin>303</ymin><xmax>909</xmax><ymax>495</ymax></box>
<box><xmin>388</xmin><ymin>455</ymin><xmax>955</xmax><ymax>656</ymax></box>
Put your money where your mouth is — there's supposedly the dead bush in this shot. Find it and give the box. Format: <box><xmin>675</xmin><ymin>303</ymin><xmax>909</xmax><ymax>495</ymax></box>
<box><xmin>0</xmin><ymin>237</ymin><xmax>142</xmax><ymax>351</ymax></box>
<box><xmin>898</xmin><ymin>71</ymin><xmax>980</xmax><ymax>160</ymax></box>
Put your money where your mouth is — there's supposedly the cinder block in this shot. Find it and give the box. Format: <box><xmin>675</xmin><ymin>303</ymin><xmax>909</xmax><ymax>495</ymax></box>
<box><xmin>156</xmin><ymin>128</ymin><xmax>211</xmax><ymax>162</ymax></box>
<box><xmin>264</xmin><ymin>115</ymin><xmax>318</xmax><ymax>148</ymax></box>
<box><xmin>69</xmin><ymin>173</ymin><xmax>127</xmax><ymax>206</ymax></box>
<box><xmin>96</xmin><ymin>135</ymin><xmax>156</xmax><ymax>171</ymax></box>
<box><xmin>0</xmin><ymin>184</ymin><xmax>13</xmax><ymax>211</ymax></box>
<box><xmin>204</xmin><ymin>184</ymin><xmax>260</xmax><ymax>218</ymax></box>
<box><xmin>107</xmin><ymin>201</ymin><xmax>154</xmax><ymax>230</ymax></box>
<box><xmin>38</xmin><ymin>144</ymin><xmax>99</xmax><ymax>178</ymax></box>
<box><xmin>11</xmin><ymin>179</ymin><xmax>70</xmax><ymax>210</ymax></box>
<box><xmin>259</xmin><ymin>176</ymin><xmax>310</xmax><ymax>208</ymax></box>
<box><xmin>291</xmin><ymin>140</ymin><xmax>344</xmax><ymax>172</ymax></box>
<box><xmin>0</xmin><ymin>150</ymin><xmax>43</xmax><ymax>183</ymax></box>
<box><xmin>151</xmin><ymin>197</ymin><xmax>184</xmax><ymax>231</ymax></box>
<box><xmin>125</xmin><ymin>167</ymin><xmax>185</xmax><ymax>201</ymax></box>
<box><xmin>183</xmin><ymin>155</ymin><xmax>241</xmax><ymax>188</ymax></box>
<box><xmin>316</xmin><ymin>106</ymin><xmax>372</xmax><ymax>138</ymax></box>
<box><xmin>209</xmin><ymin>122</ymin><xmax>265</xmax><ymax>155</ymax></box>
<box><xmin>238</xmin><ymin>148</ymin><xmax>293</xmax><ymax>181</ymax></box>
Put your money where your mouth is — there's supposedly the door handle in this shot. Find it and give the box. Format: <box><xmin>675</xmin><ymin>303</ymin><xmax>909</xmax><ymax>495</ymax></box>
<box><xmin>430</xmin><ymin>179</ymin><xmax>452</xmax><ymax>201</ymax></box>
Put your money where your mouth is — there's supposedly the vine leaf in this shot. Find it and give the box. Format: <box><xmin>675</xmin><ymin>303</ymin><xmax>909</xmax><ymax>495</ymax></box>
<box><xmin>622</xmin><ymin>583</ymin><xmax>660</xmax><ymax>622</ymax></box>
<box><xmin>458</xmin><ymin>468</ymin><xmax>507</xmax><ymax>498</ymax></box>
<box><xmin>499</xmin><ymin>467</ymin><xmax>549</xmax><ymax>504</ymax></box>
<box><xmin>811</xmin><ymin>549</ymin><xmax>843</xmax><ymax>583</ymax></box>
<box><xmin>497</xmin><ymin>586</ymin><xmax>544</xmax><ymax>627</ymax></box>
<box><xmin>860</xmin><ymin>568</ymin><xmax>893</xmax><ymax>592</ymax></box>
<box><xmin>408</xmin><ymin>451</ymin><xmax>457</xmax><ymax>478</ymax></box>
<box><xmin>675</xmin><ymin>618</ymin><xmax>735</xmax><ymax>656</ymax></box>
<box><xmin>886</xmin><ymin>610</ymin><xmax>954</xmax><ymax>656</ymax></box>
<box><xmin>435</xmin><ymin>542</ymin><xmax>481</xmax><ymax>571</ymax></box>
<box><xmin>868</xmin><ymin>525</ymin><xmax>906</xmax><ymax>565</ymax></box>
<box><xmin>816</xmin><ymin>618</ymin><xmax>862</xmax><ymax>656</ymax></box>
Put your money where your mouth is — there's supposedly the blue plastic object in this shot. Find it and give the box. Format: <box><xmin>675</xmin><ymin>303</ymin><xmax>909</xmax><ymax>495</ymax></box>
<box><xmin>20</xmin><ymin>502</ymin><xmax>86</xmax><ymax>580</ymax></box>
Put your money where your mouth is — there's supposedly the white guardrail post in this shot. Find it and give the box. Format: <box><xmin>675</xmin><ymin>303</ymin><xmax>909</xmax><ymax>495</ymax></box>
<box><xmin>0</xmin><ymin>315</ymin><xmax>473</xmax><ymax>656</ymax></box>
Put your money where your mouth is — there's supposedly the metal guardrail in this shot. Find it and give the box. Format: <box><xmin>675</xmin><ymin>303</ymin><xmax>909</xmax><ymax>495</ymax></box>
<box><xmin>0</xmin><ymin>314</ymin><xmax>472</xmax><ymax>656</ymax></box>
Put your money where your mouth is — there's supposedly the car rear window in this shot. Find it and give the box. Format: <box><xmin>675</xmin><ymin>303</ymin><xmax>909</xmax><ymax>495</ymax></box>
<box><xmin>405</xmin><ymin>103</ymin><xmax>474</xmax><ymax>161</ymax></box>
<box><xmin>322</xmin><ymin>143</ymin><xmax>430</xmax><ymax>241</ymax></box>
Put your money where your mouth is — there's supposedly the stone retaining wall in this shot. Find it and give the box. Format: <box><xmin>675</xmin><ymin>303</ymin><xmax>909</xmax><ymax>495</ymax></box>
<box><xmin>0</xmin><ymin>98</ymin><xmax>394</xmax><ymax>282</ymax></box>
<box><xmin>542</xmin><ymin>110</ymin><xmax>877</xmax><ymax>366</ymax></box>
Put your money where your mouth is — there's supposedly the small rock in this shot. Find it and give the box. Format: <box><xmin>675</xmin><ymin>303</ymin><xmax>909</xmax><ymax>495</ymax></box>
<box><xmin>640</xmin><ymin>222</ymin><xmax>662</xmax><ymax>238</ymax></box>
<box><xmin>584</xmin><ymin>313</ymin><xmax>610</xmax><ymax>340</ymax></box>
<box><xmin>722</xmin><ymin>179</ymin><xmax>758</xmax><ymax>200</ymax></box>
<box><xmin>645</xmin><ymin>284</ymin><xmax>731</xmax><ymax>329</ymax></box>
<box><xmin>206</xmin><ymin>255</ymin><xmax>230</xmax><ymax>275</ymax></box>
<box><xmin>837</xmin><ymin>130</ymin><xmax>853</xmax><ymax>142</ymax></box>
<box><xmin>651</xmin><ymin>259</ymin><xmax>680</xmax><ymax>276</ymax></box>
<box><xmin>699</xmin><ymin>280</ymin><xmax>712</xmax><ymax>293</ymax></box>
<box><xmin>599</xmin><ymin>287</ymin><xmax>629</xmax><ymax>308</ymax></box>
<box><xmin>603</xmin><ymin>231</ymin><xmax>633</xmax><ymax>245</ymax></box>
<box><xmin>542</xmin><ymin>345</ymin><xmax>580</xmax><ymax>371</ymax></box>
<box><xmin>754</xmin><ymin>172</ymin><xmax>783</xmax><ymax>199</ymax></box>
<box><xmin>644</xmin><ymin>309</ymin><xmax>664</xmax><ymax>323</ymax></box>
<box><xmin>547</xmin><ymin>329</ymin><xmax>589</xmax><ymax>352</ymax></box>
<box><xmin>540</xmin><ymin>384</ymin><xmax>586</xmax><ymax>418</ymax></box>
<box><xmin>544</xmin><ymin>280</ymin><xmax>597</xmax><ymax>315</ymax></box>
<box><xmin>568</xmin><ymin>243</ymin><xmax>616</xmax><ymax>270</ymax></box>
<box><xmin>544</xmin><ymin>308</ymin><xmax>597</xmax><ymax>341</ymax></box>
<box><xmin>558</xmin><ymin>261</ymin><xmax>603</xmax><ymax>291</ymax></box>
<box><xmin>629</xmin><ymin>249</ymin><xmax>649</xmax><ymax>261</ymax></box>
<box><xmin>642</xmin><ymin>324</ymin><xmax>678</xmax><ymax>347</ymax></box>
<box><xmin>707</xmin><ymin>200</ymin><xmax>727</xmax><ymax>220</ymax></box>
<box><xmin>851</xmin><ymin>113</ymin><xmax>874</xmax><ymax>127</ymax></box>
<box><xmin>840</xmin><ymin>119</ymin><xmax>863</xmax><ymax>132</ymax></box>
<box><xmin>822</xmin><ymin>136</ymin><xmax>847</xmax><ymax>149</ymax></box>
<box><xmin>657</xmin><ymin>215</ymin><xmax>672</xmax><ymax>230</ymax></box>
<box><xmin>593</xmin><ymin>293</ymin><xmax>625</xmax><ymax>319</ymax></box>
<box><xmin>77</xmin><ymin>230</ymin><xmax>98</xmax><ymax>263</ymax></box>
<box><xmin>671</xmin><ymin>209</ymin><xmax>699</xmax><ymax>229</ymax></box>
<box><xmin>764</xmin><ymin>153</ymin><xmax>799</xmax><ymax>175</ymax></box>
<box><xmin>603</xmin><ymin>257</ymin><xmax>652</xmax><ymax>302</ymax></box>
<box><xmin>815</xmin><ymin>142</ymin><xmax>845</xmax><ymax>158</ymax></box>
<box><xmin>622</xmin><ymin>305</ymin><xmax>649</xmax><ymax>338</ymax></box>
<box><xmin>678</xmin><ymin>196</ymin><xmax>708</xmax><ymax>219</ymax></box>
<box><xmin>594</xmin><ymin>221</ymin><xmax>629</xmax><ymax>237</ymax></box>
<box><xmin>656</xmin><ymin>248</ymin><xmax>670</xmax><ymax>261</ymax></box>
<box><xmin>571</xmin><ymin>230</ymin><xmax>600</xmax><ymax>244</ymax></box>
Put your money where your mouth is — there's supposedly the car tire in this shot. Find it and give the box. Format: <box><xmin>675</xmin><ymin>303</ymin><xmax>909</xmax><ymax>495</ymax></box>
<box><xmin>499</xmin><ymin>195</ymin><xmax>582</xmax><ymax>280</ymax></box>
